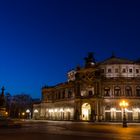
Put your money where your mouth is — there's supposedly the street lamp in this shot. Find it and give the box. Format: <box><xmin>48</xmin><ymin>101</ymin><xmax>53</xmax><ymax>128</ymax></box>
<box><xmin>34</xmin><ymin>109</ymin><xmax>39</xmax><ymax>119</ymax></box>
<box><xmin>119</xmin><ymin>100</ymin><xmax>128</xmax><ymax>127</ymax></box>
<box><xmin>26</xmin><ymin>109</ymin><xmax>31</xmax><ymax>119</ymax></box>
<box><xmin>22</xmin><ymin>112</ymin><xmax>25</xmax><ymax>119</ymax></box>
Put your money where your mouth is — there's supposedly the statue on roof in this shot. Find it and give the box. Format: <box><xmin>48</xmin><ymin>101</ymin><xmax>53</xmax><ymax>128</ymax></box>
<box><xmin>0</xmin><ymin>86</ymin><xmax>6</xmax><ymax>107</ymax></box>
<box><xmin>84</xmin><ymin>52</ymin><xmax>96</xmax><ymax>68</ymax></box>
<box><xmin>111</xmin><ymin>51</ymin><xmax>116</xmax><ymax>58</ymax></box>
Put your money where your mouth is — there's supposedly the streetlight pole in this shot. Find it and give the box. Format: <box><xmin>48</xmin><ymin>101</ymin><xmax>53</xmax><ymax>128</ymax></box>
<box><xmin>26</xmin><ymin>109</ymin><xmax>31</xmax><ymax>119</ymax></box>
<box><xmin>119</xmin><ymin>100</ymin><xmax>128</xmax><ymax>128</ymax></box>
<box><xmin>123</xmin><ymin>107</ymin><xmax>127</xmax><ymax>127</ymax></box>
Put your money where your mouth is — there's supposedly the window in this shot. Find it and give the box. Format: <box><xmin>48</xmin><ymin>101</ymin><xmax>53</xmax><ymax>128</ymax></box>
<box><xmin>136</xmin><ymin>69</ymin><xmax>139</xmax><ymax>74</ymax></box>
<box><xmin>129</xmin><ymin>69</ymin><xmax>133</xmax><ymax>73</ymax></box>
<box><xmin>115</xmin><ymin>69</ymin><xmax>119</xmax><ymax>73</ymax></box>
<box><xmin>58</xmin><ymin>92</ymin><xmax>61</xmax><ymax>99</ymax></box>
<box><xmin>54</xmin><ymin>93</ymin><xmax>56</xmax><ymax>100</ymax></box>
<box><xmin>108</xmin><ymin>69</ymin><xmax>112</xmax><ymax>73</ymax></box>
<box><xmin>62</xmin><ymin>90</ymin><xmax>65</xmax><ymax>99</ymax></box>
<box><xmin>68</xmin><ymin>90</ymin><xmax>72</xmax><ymax>98</ymax></box>
<box><xmin>89</xmin><ymin>91</ymin><xmax>93</xmax><ymax>96</ymax></box>
<box><xmin>56</xmin><ymin>92</ymin><xmax>58</xmax><ymax>99</ymax></box>
<box><xmin>122</xmin><ymin>68</ymin><xmax>126</xmax><ymax>73</ymax></box>
<box><xmin>136</xmin><ymin>87</ymin><xmax>140</xmax><ymax>96</ymax></box>
<box><xmin>114</xmin><ymin>86</ymin><xmax>121</xmax><ymax>96</ymax></box>
<box><xmin>125</xmin><ymin>86</ymin><xmax>132</xmax><ymax>96</ymax></box>
<box><xmin>104</xmin><ymin>87</ymin><xmax>110</xmax><ymax>96</ymax></box>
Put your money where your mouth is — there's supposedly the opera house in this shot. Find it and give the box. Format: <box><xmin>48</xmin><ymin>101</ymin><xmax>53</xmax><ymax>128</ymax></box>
<box><xmin>33</xmin><ymin>53</ymin><xmax>140</xmax><ymax>122</ymax></box>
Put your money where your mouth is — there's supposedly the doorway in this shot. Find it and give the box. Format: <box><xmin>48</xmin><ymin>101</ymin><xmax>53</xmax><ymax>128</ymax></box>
<box><xmin>81</xmin><ymin>103</ymin><xmax>91</xmax><ymax>121</ymax></box>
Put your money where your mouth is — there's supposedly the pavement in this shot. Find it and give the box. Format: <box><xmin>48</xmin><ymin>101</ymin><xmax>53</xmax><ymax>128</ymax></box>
<box><xmin>0</xmin><ymin>120</ymin><xmax>140</xmax><ymax>140</ymax></box>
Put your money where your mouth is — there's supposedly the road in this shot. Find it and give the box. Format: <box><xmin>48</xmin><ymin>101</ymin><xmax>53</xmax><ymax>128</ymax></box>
<box><xmin>0</xmin><ymin>120</ymin><xmax>140</xmax><ymax>140</ymax></box>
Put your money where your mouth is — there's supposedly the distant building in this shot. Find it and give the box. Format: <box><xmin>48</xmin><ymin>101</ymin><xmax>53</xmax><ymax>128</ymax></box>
<box><xmin>33</xmin><ymin>53</ymin><xmax>140</xmax><ymax>122</ymax></box>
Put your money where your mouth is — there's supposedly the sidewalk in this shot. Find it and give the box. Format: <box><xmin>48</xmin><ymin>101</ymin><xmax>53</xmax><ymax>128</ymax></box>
<box><xmin>23</xmin><ymin>119</ymin><xmax>140</xmax><ymax>125</ymax></box>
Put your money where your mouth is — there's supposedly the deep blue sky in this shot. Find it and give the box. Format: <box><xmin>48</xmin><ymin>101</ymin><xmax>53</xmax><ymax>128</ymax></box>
<box><xmin>0</xmin><ymin>0</ymin><xmax>140</xmax><ymax>98</ymax></box>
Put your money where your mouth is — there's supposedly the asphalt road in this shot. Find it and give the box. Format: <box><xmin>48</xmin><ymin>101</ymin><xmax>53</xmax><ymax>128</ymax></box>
<box><xmin>0</xmin><ymin>120</ymin><xmax>140</xmax><ymax>140</ymax></box>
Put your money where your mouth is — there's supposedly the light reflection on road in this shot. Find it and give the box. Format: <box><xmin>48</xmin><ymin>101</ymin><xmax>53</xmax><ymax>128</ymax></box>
<box><xmin>0</xmin><ymin>121</ymin><xmax>140</xmax><ymax>140</ymax></box>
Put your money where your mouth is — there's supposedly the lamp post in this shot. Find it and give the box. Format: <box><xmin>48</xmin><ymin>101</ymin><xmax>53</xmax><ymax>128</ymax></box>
<box><xmin>26</xmin><ymin>109</ymin><xmax>31</xmax><ymax>119</ymax></box>
<box><xmin>34</xmin><ymin>109</ymin><xmax>39</xmax><ymax>119</ymax></box>
<box><xmin>119</xmin><ymin>100</ymin><xmax>128</xmax><ymax>127</ymax></box>
<box><xmin>22</xmin><ymin>112</ymin><xmax>25</xmax><ymax>119</ymax></box>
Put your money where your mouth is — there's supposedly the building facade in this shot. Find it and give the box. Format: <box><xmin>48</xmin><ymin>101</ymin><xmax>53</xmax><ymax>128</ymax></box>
<box><xmin>33</xmin><ymin>53</ymin><xmax>140</xmax><ymax>122</ymax></box>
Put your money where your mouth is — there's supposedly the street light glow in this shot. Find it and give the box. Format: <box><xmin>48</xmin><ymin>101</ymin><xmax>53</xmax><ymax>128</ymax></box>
<box><xmin>34</xmin><ymin>109</ymin><xmax>39</xmax><ymax>113</ymax></box>
<box><xmin>5</xmin><ymin>112</ymin><xmax>8</xmax><ymax>115</ymax></box>
<box><xmin>119</xmin><ymin>100</ymin><xmax>128</xmax><ymax>128</ymax></box>
<box><xmin>119</xmin><ymin>100</ymin><xmax>128</xmax><ymax>108</ymax></box>
<box><xmin>22</xmin><ymin>112</ymin><xmax>25</xmax><ymax>116</ymax></box>
<box><xmin>111</xmin><ymin>108</ymin><xmax>116</xmax><ymax>112</ymax></box>
<box><xmin>26</xmin><ymin>109</ymin><xmax>30</xmax><ymax>113</ymax></box>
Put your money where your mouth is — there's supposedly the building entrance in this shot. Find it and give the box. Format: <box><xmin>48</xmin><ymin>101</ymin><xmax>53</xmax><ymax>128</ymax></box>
<box><xmin>81</xmin><ymin>103</ymin><xmax>91</xmax><ymax>121</ymax></box>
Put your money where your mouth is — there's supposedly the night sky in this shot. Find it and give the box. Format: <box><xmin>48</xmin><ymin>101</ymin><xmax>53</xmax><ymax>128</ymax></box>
<box><xmin>0</xmin><ymin>0</ymin><xmax>140</xmax><ymax>98</ymax></box>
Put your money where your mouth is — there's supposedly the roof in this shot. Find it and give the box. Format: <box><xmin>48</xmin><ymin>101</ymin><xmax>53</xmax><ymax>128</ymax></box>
<box><xmin>100</xmin><ymin>56</ymin><xmax>134</xmax><ymax>65</ymax></box>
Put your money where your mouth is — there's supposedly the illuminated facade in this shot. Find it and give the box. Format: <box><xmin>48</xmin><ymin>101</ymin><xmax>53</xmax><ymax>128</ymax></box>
<box><xmin>33</xmin><ymin>53</ymin><xmax>140</xmax><ymax>122</ymax></box>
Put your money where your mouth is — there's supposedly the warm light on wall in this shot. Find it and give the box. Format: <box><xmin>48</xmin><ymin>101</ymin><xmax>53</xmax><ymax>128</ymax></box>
<box><xmin>26</xmin><ymin>109</ymin><xmax>30</xmax><ymax>113</ymax></box>
<box><xmin>83</xmin><ymin>109</ymin><xmax>88</xmax><ymax>116</ymax></box>
<box><xmin>67</xmin><ymin>109</ymin><xmax>70</xmax><ymax>112</ymax></box>
<box><xmin>60</xmin><ymin>109</ymin><xmax>64</xmax><ymax>112</ymax></box>
<box><xmin>135</xmin><ymin>108</ymin><xmax>140</xmax><ymax>112</ymax></box>
<box><xmin>34</xmin><ymin>109</ymin><xmax>39</xmax><ymax>113</ymax></box>
<box><xmin>5</xmin><ymin>112</ymin><xmax>8</xmax><ymax>115</ymax></box>
<box><xmin>22</xmin><ymin>112</ymin><xmax>25</xmax><ymax>116</ymax></box>
<box><xmin>119</xmin><ymin>100</ymin><xmax>128</xmax><ymax>108</ymax></box>
<box><xmin>49</xmin><ymin>109</ymin><xmax>53</xmax><ymax>113</ymax></box>
<box><xmin>110</xmin><ymin>108</ymin><xmax>116</xmax><ymax>112</ymax></box>
<box><xmin>125</xmin><ymin>109</ymin><xmax>132</xmax><ymax>112</ymax></box>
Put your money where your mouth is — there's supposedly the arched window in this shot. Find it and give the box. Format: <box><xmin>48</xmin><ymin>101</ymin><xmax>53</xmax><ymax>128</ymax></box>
<box><xmin>104</xmin><ymin>87</ymin><xmax>110</xmax><ymax>96</ymax></box>
<box><xmin>114</xmin><ymin>86</ymin><xmax>121</xmax><ymax>96</ymax></box>
<box><xmin>58</xmin><ymin>91</ymin><xmax>61</xmax><ymax>99</ymax></box>
<box><xmin>136</xmin><ymin>86</ymin><xmax>140</xmax><ymax>96</ymax></box>
<box><xmin>105</xmin><ymin>106</ymin><xmax>111</xmax><ymax>121</ymax></box>
<box><xmin>125</xmin><ymin>86</ymin><xmax>132</xmax><ymax>96</ymax></box>
<box><xmin>88</xmin><ymin>87</ymin><xmax>94</xmax><ymax>96</ymax></box>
